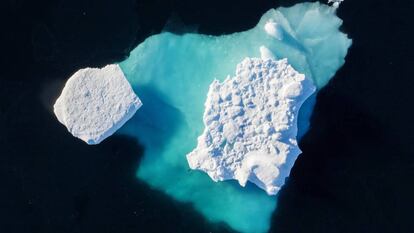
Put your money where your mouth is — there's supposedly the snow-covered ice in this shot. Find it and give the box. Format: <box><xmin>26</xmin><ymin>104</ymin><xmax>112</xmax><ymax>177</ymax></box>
<box><xmin>54</xmin><ymin>64</ymin><xmax>142</xmax><ymax>145</ymax></box>
<box><xmin>187</xmin><ymin>57</ymin><xmax>315</xmax><ymax>195</ymax></box>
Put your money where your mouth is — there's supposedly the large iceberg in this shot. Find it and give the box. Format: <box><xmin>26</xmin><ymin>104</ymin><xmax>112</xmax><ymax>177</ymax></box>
<box><xmin>54</xmin><ymin>64</ymin><xmax>142</xmax><ymax>144</ymax></box>
<box><xmin>187</xmin><ymin>57</ymin><xmax>315</xmax><ymax>195</ymax></box>
<box><xmin>49</xmin><ymin>2</ymin><xmax>350</xmax><ymax>233</ymax></box>
<box><xmin>118</xmin><ymin>2</ymin><xmax>351</xmax><ymax>233</ymax></box>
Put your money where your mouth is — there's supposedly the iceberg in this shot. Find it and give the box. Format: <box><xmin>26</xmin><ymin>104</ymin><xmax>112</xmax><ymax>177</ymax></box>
<box><xmin>20</xmin><ymin>2</ymin><xmax>344</xmax><ymax>233</ymax></box>
<box><xmin>118</xmin><ymin>2</ymin><xmax>351</xmax><ymax>232</ymax></box>
<box><xmin>54</xmin><ymin>64</ymin><xmax>142</xmax><ymax>145</ymax></box>
<box><xmin>187</xmin><ymin>57</ymin><xmax>316</xmax><ymax>195</ymax></box>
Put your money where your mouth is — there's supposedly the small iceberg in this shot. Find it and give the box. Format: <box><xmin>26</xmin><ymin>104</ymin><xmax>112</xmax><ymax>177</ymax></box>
<box><xmin>54</xmin><ymin>64</ymin><xmax>142</xmax><ymax>145</ymax></box>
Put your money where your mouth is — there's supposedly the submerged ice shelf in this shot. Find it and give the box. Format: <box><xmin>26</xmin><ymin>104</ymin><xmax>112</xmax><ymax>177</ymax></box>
<box><xmin>118</xmin><ymin>2</ymin><xmax>351</xmax><ymax>233</ymax></box>
<box><xmin>187</xmin><ymin>57</ymin><xmax>316</xmax><ymax>195</ymax></box>
<box><xmin>54</xmin><ymin>64</ymin><xmax>142</xmax><ymax>145</ymax></box>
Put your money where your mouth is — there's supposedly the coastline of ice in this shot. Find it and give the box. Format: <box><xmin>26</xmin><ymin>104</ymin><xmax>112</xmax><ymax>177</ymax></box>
<box><xmin>187</xmin><ymin>57</ymin><xmax>315</xmax><ymax>195</ymax></box>
<box><xmin>54</xmin><ymin>64</ymin><xmax>142</xmax><ymax>145</ymax></box>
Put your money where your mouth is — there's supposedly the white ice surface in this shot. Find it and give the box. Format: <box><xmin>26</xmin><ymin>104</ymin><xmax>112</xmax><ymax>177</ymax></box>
<box><xmin>187</xmin><ymin>57</ymin><xmax>315</xmax><ymax>195</ymax></box>
<box><xmin>54</xmin><ymin>64</ymin><xmax>142</xmax><ymax>145</ymax></box>
<box><xmin>328</xmin><ymin>0</ymin><xmax>344</xmax><ymax>8</ymax></box>
<box><xmin>264</xmin><ymin>20</ymin><xmax>284</xmax><ymax>40</ymax></box>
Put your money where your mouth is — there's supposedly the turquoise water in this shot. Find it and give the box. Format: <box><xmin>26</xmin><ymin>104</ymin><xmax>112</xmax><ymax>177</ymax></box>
<box><xmin>118</xmin><ymin>2</ymin><xmax>351</xmax><ymax>233</ymax></box>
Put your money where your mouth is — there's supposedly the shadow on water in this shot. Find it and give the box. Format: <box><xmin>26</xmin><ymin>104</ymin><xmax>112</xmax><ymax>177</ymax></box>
<box><xmin>123</xmin><ymin>84</ymin><xmax>185</xmax><ymax>150</ymax></box>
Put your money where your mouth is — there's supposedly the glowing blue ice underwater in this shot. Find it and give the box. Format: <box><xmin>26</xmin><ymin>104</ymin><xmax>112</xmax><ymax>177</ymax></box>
<box><xmin>118</xmin><ymin>2</ymin><xmax>352</xmax><ymax>233</ymax></box>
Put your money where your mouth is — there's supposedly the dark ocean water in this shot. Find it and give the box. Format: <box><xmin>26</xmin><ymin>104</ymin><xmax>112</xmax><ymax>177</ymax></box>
<box><xmin>1</xmin><ymin>0</ymin><xmax>413</xmax><ymax>233</ymax></box>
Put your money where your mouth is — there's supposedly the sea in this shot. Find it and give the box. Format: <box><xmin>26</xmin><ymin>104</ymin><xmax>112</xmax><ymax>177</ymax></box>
<box><xmin>1</xmin><ymin>0</ymin><xmax>413</xmax><ymax>233</ymax></box>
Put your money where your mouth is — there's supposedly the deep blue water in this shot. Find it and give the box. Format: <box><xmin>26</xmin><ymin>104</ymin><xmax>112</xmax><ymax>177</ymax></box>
<box><xmin>1</xmin><ymin>0</ymin><xmax>413</xmax><ymax>233</ymax></box>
